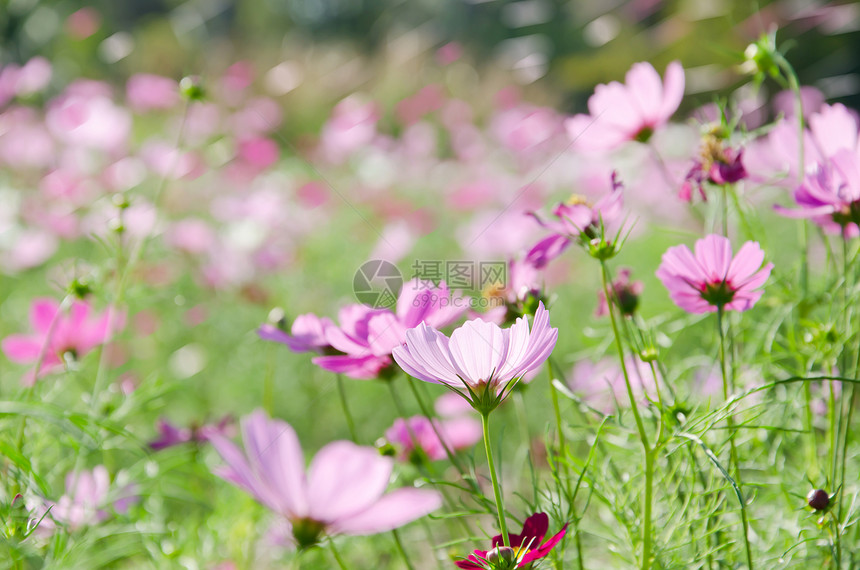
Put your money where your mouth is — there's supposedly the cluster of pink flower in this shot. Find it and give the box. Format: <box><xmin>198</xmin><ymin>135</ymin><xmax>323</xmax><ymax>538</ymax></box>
<box><xmin>5</xmin><ymin>41</ymin><xmax>852</xmax><ymax>567</ymax></box>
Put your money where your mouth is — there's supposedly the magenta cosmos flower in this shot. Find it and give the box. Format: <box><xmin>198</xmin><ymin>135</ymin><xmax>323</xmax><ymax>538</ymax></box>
<box><xmin>259</xmin><ymin>279</ymin><xmax>465</xmax><ymax>380</ymax></box>
<box><xmin>455</xmin><ymin>512</ymin><xmax>567</xmax><ymax>569</ymax></box>
<box><xmin>656</xmin><ymin>234</ymin><xmax>773</xmax><ymax>314</ymax></box>
<box><xmin>1</xmin><ymin>297</ymin><xmax>121</xmax><ymax>385</ymax></box>
<box><xmin>774</xmin><ymin>149</ymin><xmax>860</xmax><ymax>238</ymax></box>
<box><xmin>392</xmin><ymin>303</ymin><xmax>557</xmax><ymax>413</ymax></box>
<box><xmin>210</xmin><ymin>410</ymin><xmax>442</xmax><ymax>549</ymax></box>
<box><xmin>565</xmin><ymin>61</ymin><xmax>684</xmax><ymax>152</ymax></box>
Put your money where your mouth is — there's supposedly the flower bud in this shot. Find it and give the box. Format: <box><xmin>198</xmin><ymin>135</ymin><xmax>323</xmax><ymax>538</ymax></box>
<box><xmin>486</xmin><ymin>546</ymin><xmax>517</xmax><ymax>569</ymax></box>
<box><xmin>179</xmin><ymin>76</ymin><xmax>206</xmax><ymax>101</ymax></box>
<box><xmin>807</xmin><ymin>488</ymin><xmax>830</xmax><ymax>511</ymax></box>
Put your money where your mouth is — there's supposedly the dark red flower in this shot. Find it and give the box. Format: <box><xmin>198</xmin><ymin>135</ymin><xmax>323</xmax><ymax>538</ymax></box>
<box><xmin>455</xmin><ymin>513</ymin><xmax>567</xmax><ymax>569</ymax></box>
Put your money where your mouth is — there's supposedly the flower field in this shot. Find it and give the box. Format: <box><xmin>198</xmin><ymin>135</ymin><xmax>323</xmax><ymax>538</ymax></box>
<box><xmin>2</xmin><ymin>2</ymin><xmax>860</xmax><ymax>568</ymax></box>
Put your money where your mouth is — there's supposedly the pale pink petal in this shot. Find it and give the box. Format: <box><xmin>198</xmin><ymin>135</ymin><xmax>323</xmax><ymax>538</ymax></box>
<box><xmin>657</xmin><ymin>61</ymin><xmax>685</xmax><ymax>122</ymax></box>
<box><xmin>241</xmin><ymin>410</ymin><xmax>308</xmax><ymax>517</ymax></box>
<box><xmin>306</xmin><ymin>441</ymin><xmax>392</xmax><ymax>522</ymax></box>
<box><xmin>331</xmin><ymin>488</ymin><xmax>442</xmax><ymax>536</ymax></box>
<box><xmin>447</xmin><ymin>320</ymin><xmax>508</xmax><ymax>385</ymax></box>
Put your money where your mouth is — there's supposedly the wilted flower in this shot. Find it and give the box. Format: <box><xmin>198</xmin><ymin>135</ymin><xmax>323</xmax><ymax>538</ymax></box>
<box><xmin>210</xmin><ymin>410</ymin><xmax>442</xmax><ymax>549</ymax></box>
<box><xmin>392</xmin><ymin>303</ymin><xmax>557</xmax><ymax>414</ymax></box>
<box><xmin>565</xmin><ymin>61</ymin><xmax>684</xmax><ymax>151</ymax></box>
<box><xmin>680</xmin><ymin>129</ymin><xmax>747</xmax><ymax>202</ymax></box>
<box><xmin>656</xmin><ymin>234</ymin><xmax>772</xmax><ymax>314</ymax></box>
<box><xmin>455</xmin><ymin>512</ymin><xmax>567</xmax><ymax>569</ymax></box>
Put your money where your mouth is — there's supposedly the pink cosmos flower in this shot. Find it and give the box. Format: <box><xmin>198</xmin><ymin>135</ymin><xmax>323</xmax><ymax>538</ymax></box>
<box><xmin>210</xmin><ymin>410</ymin><xmax>442</xmax><ymax>548</ymax></box>
<box><xmin>656</xmin><ymin>234</ymin><xmax>773</xmax><ymax>314</ymax></box>
<box><xmin>385</xmin><ymin>413</ymin><xmax>482</xmax><ymax>463</ymax></box>
<box><xmin>126</xmin><ymin>73</ymin><xmax>180</xmax><ymax>111</ymax></box>
<box><xmin>46</xmin><ymin>84</ymin><xmax>131</xmax><ymax>152</ymax></box>
<box><xmin>568</xmin><ymin>356</ymin><xmax>660</xmax><ymax>413</ymax></box>
<box><xmin>33</xmin><ymin>466</ymin><xmax>137</xmax><ymax>534</ymax></box>
<box><xmin>526</xmin><ymin>174</ymin><xmax>624</xmax><ymax>268</ymax></box>
<box><xmin>745</xmin><ymin>103</ymin><xmax>860</xmax><ymax>187</ymax></box>
<box><xmin>565</xmin><ymin>61</ymin><xmax>684</xmax><ymax>152</ymax></box>
<box><xmin>774</xmin><ymin>149</ymin><xmax>860</xmax><ymax>238</ymax></box>
<box><xmin>455</xmin><ymin>512</ymin><xmax>567</xmax><ymax>569</ymax></box>
<box><xmin>392</xmin><ymin>303</ymin><xmax>557</xmax><ymax>412</ymax></box>
<box><xmin>258</xmin><ymin>312</ymin><xmax>335</xmax><ymax>354</ymax></box>
<box><xmin>2</xmin><ymin>298</ymin><xmax>121</xmax><ymax>385</ymax></box>
<box><xmin>319</xmin><ymin>96</ymin><xmax>380</xmax><ymax>164</ymax></box>
<box><xmin>263</xmin><ymin>280</ymin><xmax>465</xmax><ymax>380</ymax></box>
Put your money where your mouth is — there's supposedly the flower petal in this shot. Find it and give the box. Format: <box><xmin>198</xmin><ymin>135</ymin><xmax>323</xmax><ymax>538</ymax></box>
<box><xmin>331</xmin><ymin>487</ymin><xmax>442</xmax><ymax>536</ymax></box>
<box><xmin>306</xmin><ymin>441</ymin><xmax>392</xmax><ymax>523</ymax></box>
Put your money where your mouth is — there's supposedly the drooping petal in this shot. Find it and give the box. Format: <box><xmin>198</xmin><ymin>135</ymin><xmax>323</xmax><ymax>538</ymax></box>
<box><xmin>524</xmin><ymin>234</ymin><xmax>572</xmax><ymax>269</ymax></box>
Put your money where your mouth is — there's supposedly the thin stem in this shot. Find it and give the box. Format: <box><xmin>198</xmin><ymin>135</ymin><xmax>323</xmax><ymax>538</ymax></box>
<box><xmin>335</xmin><ymin>374</ymin><xmax>359</xmax><ymax>443</ymax></box>
<box><xmin>391</xmin><ymin>528</ymin><xmax>417</xmax><ymax>570</ymax></box>
<box><xmin>548</xmin><ymin>358</ymin><xmax>573</xmax><ymax>504</ymax></box>
<box><xmin>717</xmin><ymin>308</ymin><xmax>754</xmax><ymax>569</ymax></box>
<box><xmin>481</xmin><ymin>411</ymin><xmax>509</xmax><ymax>548</ymax></box>
<box><xmin>600</xmin><ymin>261</ymin><xmax>652</xmax><ymax>570</ymax></box>
<box><xmin>600</xmin><ymin>262</ymin><xmax>649</xmax><ymax>450</ymax></box>
<box><xmin>328</xmin><ymin>539</ymin><xmax>349</xmax><ymax>570</ymax></box>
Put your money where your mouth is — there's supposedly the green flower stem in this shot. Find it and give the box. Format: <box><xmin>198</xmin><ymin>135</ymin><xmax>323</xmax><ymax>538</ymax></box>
<box><xmin>775</xmin><ymin>51</ymin><xmax>810</xmax><ymax>298</ymax></box>
<box><xmin>404</xmin><ymin>376</ymin><xmax>465</xmax><ymax>475</ymax></box>
<box><xmin>335</xmin><ymin>374</ymin><xmax>359</xmax><ymax>443</ymax></box>
<box><xmin>716</xmin><ymin>308</ymin><xmax>754</xmax><ymax>570</ymax></box>
<box><xmin>600</xmin><ymin>261</ymin><xmax>652</xmax><ymax>570</ymax></box>
<box><xmin>391</xmin><ymin>528</ymin><xmax>417</xmax><ymax>570</ymax></box>
<box><xmin>481</xmin><ymin>411</ymin><xmax>510</xmax><ymax>548</ymax></box>
<box><xmin>836</xmin><ymin>239</ymin><xmax>858</xmax><ymax>566</ymax></box>
<box><xmin>328</xmin><ymin>538</ymin><xmax>349</xmax><ymax>570</ymax></box>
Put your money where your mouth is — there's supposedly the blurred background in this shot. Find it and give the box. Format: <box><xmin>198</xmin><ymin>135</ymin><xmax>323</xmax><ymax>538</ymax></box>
<box><xmin>2</xmin><ymin>0</ymin><xmax>858</xmax><ymax>118</ymax></box>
